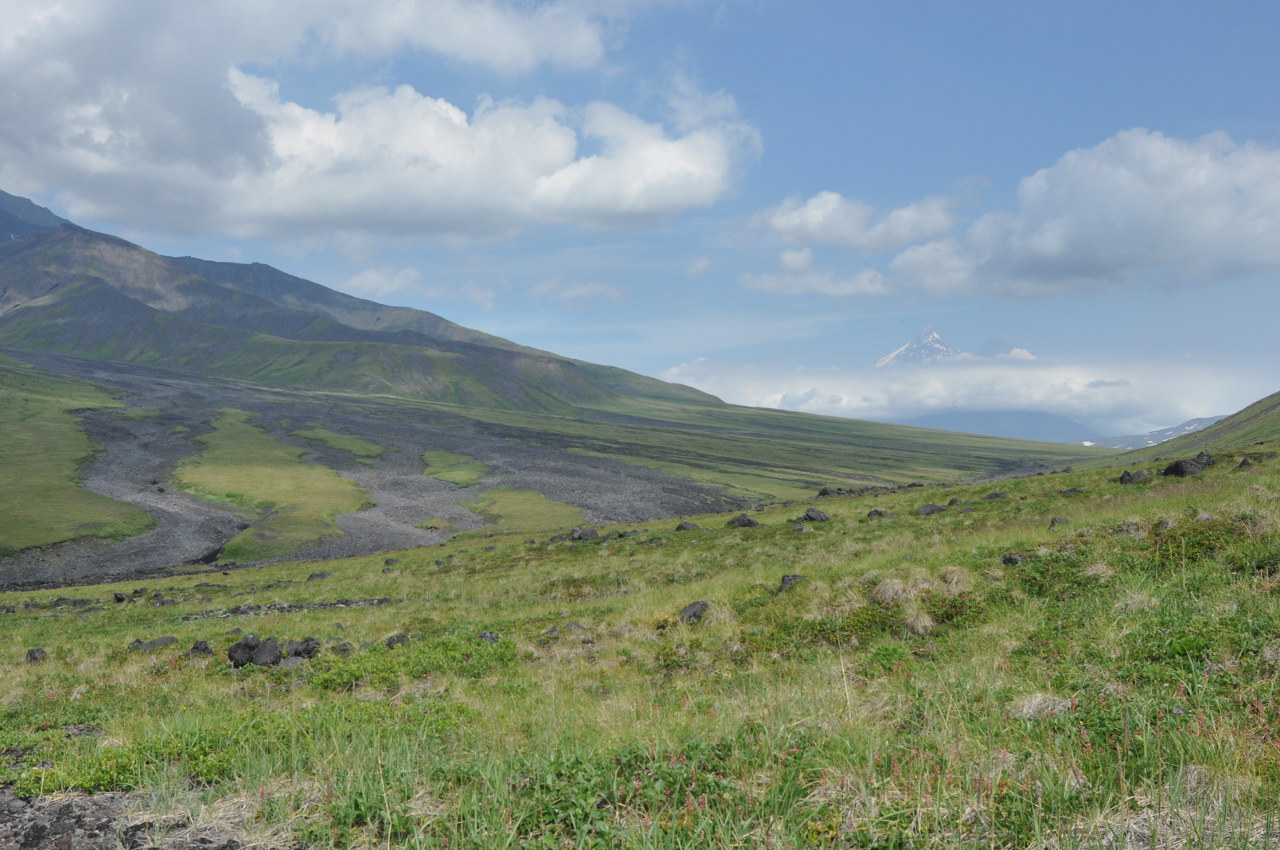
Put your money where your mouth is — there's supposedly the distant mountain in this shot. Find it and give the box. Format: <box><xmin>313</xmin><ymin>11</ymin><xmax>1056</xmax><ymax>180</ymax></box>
<box><xmin>1079</xmin><ymin>416</ymin><xmax>1225</xmax><ymax>450</ymax></box>
<box><xmin>874</xmin><ymin>326</ymin><xmax>959</xmax><ymax>367</ymax></box>
<box><xmin>896</xmin><ymin>410</ymin><xmax>1097</xmax><ymax>444</ymax></box>
<box><xmin>0</xmin><ymin>189</ymin><xmax>68</xmax><ymax>241</ymax></box>
<box><xmin>0</xmin><ymin>220</ymin><xmax>717</xmax><ymax>414</ymax></box>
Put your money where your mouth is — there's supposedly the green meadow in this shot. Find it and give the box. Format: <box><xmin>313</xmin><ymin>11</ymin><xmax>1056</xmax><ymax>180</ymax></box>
<box><xmin>0</xmin><ymin>356</ymin><xmax>153</xmax><ymax>554</ymax></box>
<box><xmin>4</xmin><ymin>435</ymin><xmax>1279</xmax><ymax>848</ymax></box>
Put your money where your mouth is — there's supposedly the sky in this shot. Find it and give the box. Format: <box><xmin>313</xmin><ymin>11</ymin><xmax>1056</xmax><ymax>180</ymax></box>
<box><xmin>3</xmin><ymin>0</ymin><xmax>1279</xmax><ymax>437</ymax></box>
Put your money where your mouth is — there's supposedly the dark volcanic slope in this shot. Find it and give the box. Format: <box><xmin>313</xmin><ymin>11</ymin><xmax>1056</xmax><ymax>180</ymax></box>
<box><xmin>0</xmin><ymin>350</ymin><xmax>743</xmax><ymax>590</ymax></box>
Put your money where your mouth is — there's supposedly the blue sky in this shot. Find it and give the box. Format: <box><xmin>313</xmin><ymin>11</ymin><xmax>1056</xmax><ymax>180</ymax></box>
<box><xmin>3</xmin><ymin>0</ymin><xmax>1279</xmax><ymax>435</ymax></box>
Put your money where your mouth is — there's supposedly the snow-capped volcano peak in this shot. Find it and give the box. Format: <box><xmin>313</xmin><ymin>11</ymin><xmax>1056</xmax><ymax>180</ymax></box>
<box><xmin>874</xmin><ymin>326</ymin><xmax>960</xmax><ymax>367</ymax></box>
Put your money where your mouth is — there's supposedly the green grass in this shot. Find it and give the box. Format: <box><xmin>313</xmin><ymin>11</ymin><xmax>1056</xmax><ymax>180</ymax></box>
<box><xmin>421</xmin><ymin>450</ymin><xmax>488</xmax><ymax>487</ymax></box>
<box><xmin>173</xmin><ymin>409</ymin><xmax>372</xmax><ymax>561</ymax></box>
<box><xmin>5</xmin><ymin>438</ymin><xmax>1280</xmax><ymax>847</ymax></box>
<box><xmin>431</xmin><ymin>398</ymin><xmax>1103</xmax><ymax>501</ymax></box>
<box><xmin>290</xmin><ymin>426</ymin><xmax>388</xmax><ymax>458</ymax></box>
<box><xmin>460</xmin><ymin>488</ymin><xmax>584</xmax><ymax>535</ymax></box>
<box><xmin>0</xmin><ymin>356</ymin><xmax>153</xmax><ymax>553</ymax></box>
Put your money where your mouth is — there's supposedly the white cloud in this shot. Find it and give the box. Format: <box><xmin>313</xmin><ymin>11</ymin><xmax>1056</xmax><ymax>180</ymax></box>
<box><xmin>753</xmin><ymin>129</ymin><xmax>1280</xmax><ymax>300</ymax></box>
<box><xmin>684</xmin><ymin>256</ymin><xmax>711</xmax><ymax>277</ymax></box>
<box><xmin>663</xmin><ymin>356</ymin><xmax>1256</xmax><ymax>435</ymax></box>
<box><xmin>342</xmin><ymin>266</ymin><xmax>423</xmax><ymax>298</ymax></box>
<box><xmin>895</xmin><ymin>129</ymin><xmax>1280</xmax><ymax>295</ymax></box>
<box><xmin>310</xmin><ymin>0</ymin><xmax>613</xmax><ymax>74</ymax></box>
<box><xmin>741</xmin><ymin>248</ymin><xmax>889</xmax><ymax>296</ymax></box>
<box><xmin>761</xmin><ymin>190</ymin><xmax>957</xmax><ymax>255</ymax></box>
<box><xmin>530</xmin><ymin>279</ymin><xmax>625</xmax><ymax>307</ymax></box>
<box><xmin>0</xmin><ymin>1</ymin><xmax>755</xmax><ymax>240</ymax></box>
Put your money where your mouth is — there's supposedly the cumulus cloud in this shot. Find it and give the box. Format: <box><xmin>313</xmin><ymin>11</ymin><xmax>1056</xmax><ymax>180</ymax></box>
<box><xmin>899</xmin><ymin>129</ymin><xmax>1280</xmax><ymax>296</ymax></box>
<box><xmin>761</xmin><ymin>191</ymin><xmax>957</xmax><ymax>255</ymax></box>
<box><xmin>663</xmin><ymin>356</ymin><xmax>1253</xmax><ymax>435</ymax></box>
<box><xmin>0</xmin><ymin>1</ymin><xmax>756</xmax><ymax>239</ymax></box>
<box><xmin>751</xmin><ymin>128</ymin><xmax>1280</xmax><ymax>300</ymax></box>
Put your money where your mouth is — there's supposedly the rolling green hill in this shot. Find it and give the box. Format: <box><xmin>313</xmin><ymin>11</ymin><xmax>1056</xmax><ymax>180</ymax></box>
<box><xmin>2</xmin><ymin>426</ymin><xmax>1279</xmax><ymax>848</ymax></box>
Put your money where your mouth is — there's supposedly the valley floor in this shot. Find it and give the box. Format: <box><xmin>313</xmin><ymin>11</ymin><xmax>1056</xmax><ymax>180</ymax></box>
<box><xmin>0</xmin><ymin>351</ymin><xmax>741</xmax><ymax>590</ymax></box>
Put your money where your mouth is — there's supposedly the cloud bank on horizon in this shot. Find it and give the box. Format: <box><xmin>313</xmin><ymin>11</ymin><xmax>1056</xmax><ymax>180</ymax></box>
<box><xmin>2</xmin><ymin>0</ymin><xmax>1278</xmax><ymax>436</ymax></box>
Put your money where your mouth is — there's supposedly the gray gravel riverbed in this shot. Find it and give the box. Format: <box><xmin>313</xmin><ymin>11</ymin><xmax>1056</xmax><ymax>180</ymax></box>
<box><xmin>0</xmin><ymin>350</ymin><xmax>743</xmax><ymax>590</ymax></box>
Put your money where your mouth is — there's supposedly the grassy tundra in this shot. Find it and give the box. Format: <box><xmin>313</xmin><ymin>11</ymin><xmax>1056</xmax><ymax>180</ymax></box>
<box><xmin>4</xmin><ymin>431</ymin><xmax>1280</xmax><ymax>848</ymax></box>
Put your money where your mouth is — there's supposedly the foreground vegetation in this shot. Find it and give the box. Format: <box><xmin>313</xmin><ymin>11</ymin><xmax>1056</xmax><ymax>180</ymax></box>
<box><xmin>173</xmin><ymin>409</ymin><xmax>372</xmax><ymax>561</ymax></box>
<box><xmin>4</xmin><ymin>437</ymin><xmax>1279</xmax><ymax>848</ymax></box>
<box><xmin>0</xmin><ymin>355</ymin><xmax>153</xmax><ymax>554</ymax></box>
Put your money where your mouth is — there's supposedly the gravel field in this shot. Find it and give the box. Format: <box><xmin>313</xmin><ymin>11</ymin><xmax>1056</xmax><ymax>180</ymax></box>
<box><xmin>0</xmin><ymin>351</ymin><xmax>743</xmax><ymax>590</ymax></box>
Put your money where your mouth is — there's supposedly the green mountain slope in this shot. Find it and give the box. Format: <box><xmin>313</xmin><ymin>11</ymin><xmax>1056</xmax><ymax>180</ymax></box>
<box><xmin>0</xmin><ymin>225</ymin><xmax>718</xmax><ymax>414</ymax></box>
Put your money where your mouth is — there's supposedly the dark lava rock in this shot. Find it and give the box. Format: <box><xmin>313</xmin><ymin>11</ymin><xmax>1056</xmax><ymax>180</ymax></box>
<box><xmin>779</xmin><ymin>575</ymin><xmax>807</xmax><ymax>592</ymax></box>
<box><xmin>279</xmin><ymin>656</ymin><xmax>307</xmax><ymax>671</ymax></box>
<box><xmin>477</xmin><ymin>631</ymin><xmax>500</xmax><ymax>644</ymax></box>
<box><xmin>802</xmin><ymin>507</ymin><xmax>830</xmax><ymax>522</ymax></box>
<box><xmin>384</xmin><ymin>558</ymin><xmax>401</xmax><ymax>566</ymax></box>
<box><xmin>917</xmin><ymin>504</ymin><xmax>947</xmax><ymax>516</ymax></box>
<box><xmin>726</xmin><ymin>513</ymin><xmax>759</xmax><ymax>528</ymax></box>
<box><xmin>984</xmin><ymin>491</ymin><xmax>1009</xmax><ymax>500</ymax></box>
<box><xmin>385</xmin><ymin>632</ymin><xmax>409</xmax><ymax>649</ymax></box>
<box><xmin>866</xmin><ymin>509</ymin><xmax>891</xmax><ymax>519</ymax></box>
<box><xmin>285</xmin><ymin>637</ymin><xmax>322</xmax><ymax>659</ymax></box>
<box><xmin>250</xmin><ymin>637</ymin><xmax>282</xmax><ymax>667</ymax></box>
<box><xmin>675</xmin><ymin>521</ymin><xmax>701</xmax><ymax>531</ymax></box>
<box><xmin>1238</xmin><ymin>457</ymin><xmax>1254</xmax><ymax>470</ymax></box>
<box><xmin>1059</xmin><ymin>488</ymin><xmax>1085</xmax><ymax>496</ymax></box>
<box><xmin>227</xmin><ymin>635</ymin><xmax>281</xmax><ymax>668</ymax></box>
<box><xmin>1001</xmin><ymin>553</ymin><xmax>1023</xmax><ymax>566</ymax></box>
<box><xmin>129</xmin><ymin>636</ymin><xmax>179</xmax><ymax>653</ymax></box>
<box><xmin>25</xmin><ymin>648</ymin><xmax>46</xmax><ymax>664</ymax></box>
<box><xmin>947</xmin><ymin>498</ymin><xmax>963</xmax><ymax>507</ymax></box>
<box><xmin>1163</xmin><ymin>451</ymin><xmax>1213</xmax><ymax>478</ymax></box>
<box><xmin>568</xmin><ymin>526</ymin><xmax>599</xmax><ymax>541</ymax></box>
<box><xmin>331</xmin><ymin>641</ymin><xmax>354</xmax><ymax>657</ymax></box>
<box><xmin>307</xmin><ymin>572</ymin><xmax>332</xmax><ymax>581</ymax></box>
<box><xmin>677</xmin><ymin>601</ymin><xmax>710</xmax><ymax>625</ymax></box>
<box><xmin>113</xmin><ymin>592</ymin><xmax>129</xmax><ymax>603</ymax></box>
<box><xmin>1119</xmin><ymin>469</ymin><xmax>1150</xmax><ymax>484</ymax></box>
<box><xmin>1049</xmin><ymin>516</ymin><xmax>1071</xmax><ymax>528</ymax></box>
<box><xmin>188</xmin><ymin>640</ymin><xmax>213</xmax><ymax>657</ymax></box>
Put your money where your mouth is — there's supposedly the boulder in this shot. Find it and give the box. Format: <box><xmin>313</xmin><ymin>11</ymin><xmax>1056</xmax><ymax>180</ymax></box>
<box><xmin>677</xmin><ymin>601</ymin><xmax>710</xmax><ymax>625</ymax></box>
<box><xmin>1119</xmin><ymin>470</ymin><xmax>1149</xmax><ymax>484</ymax></box>
<box><xmin>385</xmin><ymin>632</ymin><xmax>409</xmax><ymax>649</ymax></box>
<box><xmin>779</xmin><ymin>575</ymin><xmax>807</xmax><ymax>592</ymax></box>
<box><xmin>866</xmin><ymin>509</ymin><xmax>891</xmax><ymax>519</ymax></box>
<box><xmin>674</xmin><ymin>521</ymin><xmax>701</xmax><ymax>531</ymax></box>
<box><xmin>227</xmin><ymin>635</ymin><xmax>282</xmax><ymax>668</ymax></box>
<box><xmin>917</xmin><ymin>504</ymin><xmax>947</xmax><ymax>516</ymax></box>
<box><xmin>285</xmin><ymin>637</ymin><xmax>322</xmax><ymax>659</ymax></box>
<box><xmin>568</xmin><ymin>526</ymin><xmax>599</xmax><ymax>541</ymax></box>
<box><xmin>250</xmin><ymin>637</ymin><xmax>282</xmax><ymax>667</ymax></box>
<box><xmin>726</xmin><ymin>513</ymin><xmax>759</xmax><ymax>528</ymax></box>
<box><xmin>984</xmin><ymin>491</ymin><xmax>1009</xmax><ymax>500</ymax></box>
<box><xmin>1237</xmin><ymin>457</ymin><xmax>1254</xmax><ymax>470</ymax></box>
<box><xmin>1001</xmin><ymin>553</ymin><xmax>1022</xmax><ymax>566</ymax></box>
<box><xmin>1049</xmin><ymin>516</ymin><xmax>1070</xmax><ymax>529</ymax></box>
<box><xmin>25</xmin><ymin>648</ymin><xmax>46</xmax><ymax>664</ymax></box>
<box><xmin>188</xmin><ymin>640</ymin><xmax>214</xmax><ymax>657</ymax></box>
<box><xmin>802</xmin><ymin>507</ymin><xmax>830</xmax><ymax>522</ymax></box>
<box><xmin>477</xmin><ymin>631</ymin><xmax>500</xmax><ymax>644</ymax></box>
<box><xmin>129</xmin><ymin>636</ymin><xmax>179</xmax><ymax>653</ymax></box>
